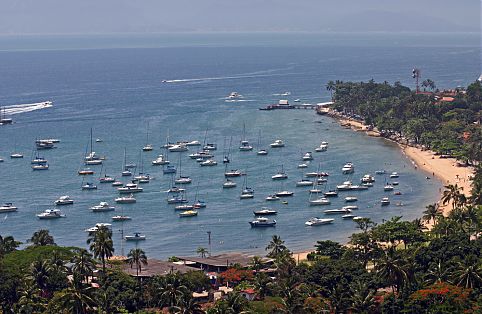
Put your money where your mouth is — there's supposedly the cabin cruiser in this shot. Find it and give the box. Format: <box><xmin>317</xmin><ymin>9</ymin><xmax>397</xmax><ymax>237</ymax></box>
<box><xmin>302</xmin><ymin>152</ymin><xmax>313</xmax><ymax>161</ymax></box>
<box><xmin>384</xmin><ymin>185</ymin><xmax>394</xmax><ymax>191</ymax></box>
<box><xmin>239</xmin><ymin>140</ymin><xmax>253</xmax><ymax>151</ymax></box>
<box><xmin>349</xmin><ymin>185</ymin><xmax>368</xmax><ymax>191</ymax></box>
<box><xmin>266</xmin><ymin>194</ymin><xmax>280</xmax><ymax>201</ymax></box>
<box><xmin>36</xmin><ymin>139</ymin><xmax>56</xmax><ymax>149</ymax></box>
<box><xmin>115</xmin><ymin>194</ymin><xmax>136</xmax><ymax>204</ymax></box>
<box><xmin>305</xmin><ymin>217</ymin><xmax>334</xmax><ymax>226</ymax></box>
<box><xmin>203</xmin><ymin>143</ymin><xmax>217</xmax><ymax>151</ymax></box>
<box><xmin>179</xmin><ymin>210</ymin><xmax>198</xmax><ymax>217</ymax></box>
<box><xmin>193</xmin><ymin>200</ymin><xmax>206</xmax><ymax>209</ymax></box>
<box><xmin>31</xmin><ymin>156</ymin><xmax>48</xmax><ymax>164</ymax></box>
<box><xmin>342</xmin><ymin>163</ymin><xmax>355</xmax><ymax>174</ymax></box>
<box><xmin>163</xmin><ymin>165</ymin><xmax>177</xmax><ymax>174</ymax></box>
<box><xmin>240</xmin><ymin>188</ymin><xmax>254</xmax><ymax>199</ymax></box>
<box><xmin>112</xmin><ymin>215</ymin><xmax>131</xmax><ymax>221</ymax></box>
<box><xmin>343</xmin><ymin>205</ymin><xmax>359</xmax><ymax>211</ymax></box>
<box><xmin>223</xmin><ymin>156</ymin><xmax>230</xmax><ymax>163</ymax></box>
<box><xmin>37</xmin><ymin>209</ymin><xmax>65</xmax><ymax>219</ymax></box>
<box><xmin>121</xmin><ymin>169</ymin><xmax>132</xmax><ymax>176</ymax></box>
<box><xmin>309</xmin><ymin>187</ymin><xmax>323</xmax><ymax>193</ymax></box>
<box><xmin>324</xmin><ymin>208</ymin><xmax>352</xmax><ymax>214</ymax></box>
<box><xmin>257</xmin><ymin>149</ymin><xmax>268</xmax><ymax>156</ymax></box>
<box><xmin>324</xmin><ymin>190</ymin><xmax>338</xmax><ymax>197</ymax></box>
<box><xmin>186</xmin><ymin>140</ymin><xmax>201</xmax><ymax>146</ymax></box>
<box><xmin>32</xmin><ymin>164</ymin><xmax>49</xmax><ymax>170</ymax></box>
<box><xmin>78</xmin><ymin>168</ymin><xmax>95</xmax><ymax>175</ymax></box>
<box><xmin>392</xmin><ymin>181</ymin><xmax>399</xmax><ymax>186</ymax></box>
<box><xmin>342</xmin><ymin>214</ymin><xmax>357</xmax><ymax>219</ymax></box>
<box><xmin>10</xmin><ymin>153</ymin><xmax>23</xmax><ymax>159</ymax></box>
<box><xmin>84</xmin><ymin>152</ymin><xmax>103</xmax><ymax>165</ymax></box>
<box><xmin>352</xmin><ymin>216</ymin><xmax>365</xmax><ymax>221</ymax></box>
<box><xmin>315</xmin><ymin>143</ymin><xmax>328</xmax><ymax>152</ymax></box>
<box><xmin>0</xmin><ymin>203</ymin><xmax>17</xmax><ymax>213</ymax></box>
<box><xmin>336</xmin><ymin>181</ymin><xmax>353</xmax><ymax>191</ymax></box>
<box><xmin>390</xmin><ymin>172</ymin><xmax>399</xmax><ymax>178</ymax></box>
<box><xmin>309</xmin><ymin>197</ymin><xmax>331</xmax><ymax>206</ymax></box>
<box><xmin>253</xmin><ymin>207</ymin><xmax>277</xmax><ymax>215</ymax></box>
<box><xmin>305</xmin><ymin>171</ymin><xmax>329</xmax><ymax>178</ymax></box>
<box><xmin>298</xmin><ymin>163</ymin><xmax>308</xmax><ymax>168</ymax></box>
<box><xmin>224</xmin><ymin>169</ymin><xmax>242</xmax><ymax>177</ymax></box>
<box><xmin>227</xmin><ymin>92</ymin><xmax>243</xmax><ymax>99</ymax></box>
<box><xmin>167</xmin><ymin>195</ymin><xmax>188</xmax><ymax>204</ymax></box>
<box><xmin>272</xmin><ymin>169</ymin><xmax>288</xmax><ymax>180</ymax></box>
<box><xmin>81</xmin><ymin>182</ymin><xmax>97</xmax><ymax>190</ymax></box>
<box><xmin>275</xmin><ymin>190</ymin><xmax>294</xmax><ymax>197</ymax></box>
<box><xmin>99</xmin><ymin>175</ymin><xmax>115</xmax><ymax>183</ymax></box>
<box><xmin>95</xmin><ymin>138</ymin><xmax>103</xmax><ymax>143</ymax></box>
<box><xmin>317</xmin><ymin>178</ymin><xmax>328</xmax><ymax>184</ymax></box>
<box><xmin>381</xmin><ymin>197</ymin><xmax>390</xmax><ymax>206</ymax></box>
<box><xmin>345</xmin><ymin>196</ymin><xmax>358</xmax><ymax>202</ymax></box>
<box><xmin>200</xmin><ymin>159</ymin><xmax>218</xmax><ymax>166</ymax></box>
<box><xmin>270</xmin><ymin>140</ymin><xmax>285</xmax><ymax>148</ymax></box>
<box><xmin>54</xmin><ymin>196</ymin><xmax>74</xmax><ymax>206</ymax></box>
<box><xmin>362</xmin><ymin>182</ymin><xmax>374</xmax><ymax>187</ymax></box>
<box><xmin>142</xmin><ymin>144</ymin><xmax>153</xmax><ymax>151</ymax></box>
<box><xmin>249</xmin><ymin>217</ymin><xmax>276</xmax><ymax>227</ymax></box>
<box><xmin>175</xmin><ymin>204</ymin><xmax>194</xmax><ymax>211</ymax></box>
<box><xmin>174</xmin><ymin>176</ymin><xmax>192</xmax><ymax>184</ymax></box>
<box><xmin>152</xmin><ymin>154</ymin><xmax>170</xmax><ymax>165</ymax></box>
<box><xmin>189</xmin><ymin>151</ymin><xmax>213</xmax><ymax>159</ymax></box>
<box><xmin>223</xmin><ymin>179</ymin><xmax>237</xmax><ymax>188</ymax></box>
<box><xmin>125</xmin><ymin>232</ymin><xmax>146</xmax><ymax>241</ymax></box>
<box><xmin>168</xmin><ymin>144</ymin><xmax>188</xmax><ymax>152</ymax></box>
<box><xmin>296</xmin><ymin>179</ymin><xmax>313</xmax><ymax>187</ymax></box>
<box><xmin>361</xmin><ymin>174</ymin><xmax>375</xmax><ymax>183</ymax></box>
<box><xmin>112</xmin><ymin>181</ymin><xmax>123</xmax><ymax>187</ymax></box>
<box><xmin>166</xmin><ymin>186</ymin><xmax>185</xmax><ymax>193</ymax></box>
<box><xmin>85</xmin><ymin>223</ymin><xmax>112</xmax><ymax>233</ymax></box>
<box><xmin>117</xmin><ymin>183</ymin><xmax>143</xmax><ymax>194</ymax></box>
<box><xmin>90</xmin><ymin>202</ymin><xmax>115</xmax><ymax>212</ymax></box>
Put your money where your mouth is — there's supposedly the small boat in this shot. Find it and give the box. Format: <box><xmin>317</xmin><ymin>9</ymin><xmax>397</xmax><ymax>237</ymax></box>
<box><xmin>37</xmin><ymin>209</ymin><xmax>65</xmax><ymax>219</ymax></box>
<box><xmin>240</xmin><ymin>191</ymin><xmax>254</xmax><ymax>199</ymax></box>
<box><xmin>324</xmin><ymin>191</ymin><xmax>338</xmax><ymax>197</ymax></box>
<box><xmin>345</xmin><ymin>196</ymin><xmax>358</xmax><ymax>202</ymax></box>
<box><xmin>31</xmin><ymin>156</ymin><xmax>48</xmax><ymax>165</ymax></box>
<box><xmin>296</xmin><ymin>179</ymin><xmax>313</xmax><ymax>187</ymax></box>
<box><xmin>336</xmin><ymin>181</ymin><xmax>353</xmax><ymax>191</ymax></box>
<box><xmin>253</xmin><ymin>207</ymin><xmax>277</xmax><ymax>215</ymax></box>
<box><xmin>112</xmin><ymin>215</ymin><xmax>131</xmax><ymax>221</ymax></box>
<box><xmin>152</xmin><ymin>154</ymin><xmax>170</xmax><ymax>165</ymax></box>
<box><xmin>179</xmin><ymin>210</ymin><xmax>198</xmax><ymax>217</ymax></box>
<box><xmin>163</xmin><ymin>165</ymin><xmax>177</xmax><ymax>174</ymax></box>
<box><xmin>302</xmin><ymin>152</ymin><xmax>313</xmax><ymax>161</ymax></box>
<box><xmin>249</xmin><ymin>217</ymin><xmax>276</xmax><ymax>227</ymax></box>
<box><xmin>0</xmin><ymin>203</ymin><xmax>17</xmax><ymax>213</ymax></box>
<box><xmin>352</xmin><ymin>216</ymin><xmax>365</xmax><ymax>221</ymax></box>
<box><xmin>375</xmin><ymin>170</ymin><xmax>386</xmax><ymax>175</ymax></box>
<box><xmin>317</xmin><ymin>178</ymin><xmax>328</xmax><ymax>184</ymax></box>
<box><xmin>275</xmin><ymin>190</ymin><xmax>294</xmax><ymax>197</ymax></box>
<box><xmin>10</xmin><ymin>153</ymin><xmax>24</xmax><ymax>159</ymax></box>
<box><xmin>315</xmin><ymin>143</ymin><xmax>328</xmax><ymax>152</ymax></box>
<box><xmin>81</xmin><ymin>182</ymin><xmax>97</xmax><ymax>190</ymax></box>
<box><xmin>175</xmin><ymin>204</ymin><xmax>194</xmax><ymax>211</ymax></box>
<box><xmin>168</xmin><ymin>144</ymin><xmax>188</xmax><ymax>152</ymax></box>
<box><xmin>125</xmin><ymin>232</ymin><xmax>146</xmax><ymax>241</ymax></box>
<box><xmin>281</xmin><ymin>200</ymin><xmax>288</xmax><ymax>204</ymax></box>
<box><xmin>225</xmin><ymin>169</ymin><xmax>243</xmax><ymax>177</ymax></box>
<box><xmin>324</xmin><ymin>208</ymin><xmax>352</xmax><ymax>214</ymax></box>
<box><xmin>117</xmin><ymin>183</ymin><xmax>143</xmax><ymax>194</ymax></box>
<box><xmin>85</xmin><ymin>223</ymin><xmax>112</xmax><ymax>233</ymax></box>
<box><xmin>390</xmin><ymin>172</ymin><xmax>399</xmax><ymax>178</ymax></box>
<box><xmin>54</xmin><ymin>196</ymin><xmax>74</xmax><ymax>206</ymax></box>
<box><xmin>193</xmin><ymin>200</ymin><xmax>206</xmax><ymax>209</ymax></box>
<box><xmin>99</xmin><ymin>175</ymin><xmax>115</xmax><ymax>183</ymax></box>
<box><xmin>294</xmin><ymin>99</ymin><xmax>301</xmax><ymax>102</ymax></box>
<box><xmin>309</xmin><ymin>188</ymin><xmax>322</xmax><ymax>193</ymax></box>
<box><xmin>223</xmin><ymin>156</ymin><xmax>230</xmax><ymax>163</ymax></box>
<box><xmin>112</xmin><ymin>181</ymin><xmax>123</xmax><ymax>187</ymax></box>
<box><xmin>384</xmin><ymin>185</ymin><xmax>394</xmax><ymax>191</ymax></box>
<box><xmin>343</xmin><ymin>205</ymin><xmax>358</xmax><ymax>211</ymax></box>
<box><xmin>381</xmin><ymin>197</ymin><xmax>390</xmax><ymax>206</ymax></box>
<box><xmin>223</xmin><ymin>179</ymin><xmax>237</xmax><ymax>188</ymax></box>
<box><xmin>392</xmin><ymin>181</ymin><xmax>399</xmax><ymax>186</ymax></box>
<box><xmin>115</xmin><ymin>194</ymin><xmax>136</xmax><ymax>204</ymax></box>
<box><xmin>257</xmin><ymin>149</ymin><xmax>268</xmax><ymax>156</ymax></box>
<box><xmin>361</xmin><ymin>174</ymin><xmax>375</xmax><ymax>183</ymax></box>
<box><xmin>362</xmin><ymin>182</ymin><xmax>374</xmax><ymax>187</ymax></box>
<box><xmin>121</xmin><ymin>170</ymin><xmax>132</xmax><ymax>177</ymax></box>
<box><xmin>200</xmin><ymin>159</ymin><xmax>218</xmax><ymax>166</ymax></box>
<box><xmin>342</xmin><ymin>214</ymin><xmax>356</xmax><ymax>219</ymax></box>
<box><xmin>394</xmin><ymin>191</ymin><xmax>402</xmax><ymax>195</ymax></box>
<box><xmin>272</xmin><ymin>166</ymin><xmax>288</xmax><ymax>180</ymax></box>
<box><xmin>270</xmin><ymin>139</ymin><xmax>285</xmax><ymax>148</ymax></box>
<box><xmin>203</xmin><ymin>143</ymin><xmax>217</xmax><ymax>151</ymax></box>
<box><xmin>305</xmin><ymin>217</ymin><xmax>334</xmax><ymax>226</ymax></box>
<box><xmin>350</xmin><ymin>185</ymin><xmax>368</xmax><ymax>191</ymax></box>
<box><xmin>167</xmin><ymin>195</ymin><xmax>188</xmax><ymax>204</ymax></box>
<box><xmin>78</xmin><ymin>168</ymin><xmax>94</xmax><ymax>175</ymax></box>
<box><xmin>305</xmin><ymin>171</ymin><xmax>329</xmax><ymax>178</ymax></box>
<box><xmin>186</xmin><ymin>140</ymin><xmax>201</xmax><ymax>146</ymax></box>
<box><xmin>95</xmin><ymin>138</ymin><xmax>103</xmax><ymax>143</ymax></box>
<box><xmin>189</xmin><ymin>151</ymin><xmax>213</xmax><ymax>159</ymax></box>
<box><xmin>174</xmin><ymin>176</ymin><xmax>192</xmax><ymax>184</ymax></box>
<box><xmin>90</xmin><ymin>202</ymin><xmax>115</xmax><ymax>212</ymax></box>
<box><xmin>342</xmin><ymin>163</ymin><xmax>354</xmax><ymax>174</ymax></box>
<box><xmin>239</xmin><ymin>140</ymin><xmax>253</xmax><ymax>151</ymax></box>
<box><xmin>309</xmin><ymin>197</ymin><xmax>331</xmax><ymax>206</ymax></box>
<box><xmin>298</xmin><ymin>163</ymin><xmax>308</xmax><ymax>168</ymax></box>
<box><xmin>266</xmin><ymin>194</ymin><xmax>280</xmax><ymax>201</ymax></box>
<box><xmin>167</xmin><ymin>186</ymin><xmax>185</xmax><ymax>193</ymax></box>
<box><xmin>32</xmin><ymin>164</ymin><xmax>49</xmax><ymax>170</ymax></box>
<box><xmin>142</xmin><ymin>144</ymin><xmax>153</xmax><ymax>152</ymax></box>
<box><xmin>227</xmin><ymin>92</ymin><xmax>243</xmax><ymax>99</ymax></box>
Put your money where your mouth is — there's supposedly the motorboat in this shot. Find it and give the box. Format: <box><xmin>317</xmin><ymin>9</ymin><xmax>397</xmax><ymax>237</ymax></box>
<box><xmin>240</xmin><ymin>191</ymin><xmax>254</xmax><ymax>199</ymax></box>
<box><xmin>294</xmin><ymin>98</ymin><xmax>301</xmax><ymax>102</ymax></box>
<box><xmin>394</xmin><ymin>191</ymin><xmax>402</xmax><ymax>195</ymax></box>
<box><xmin>163</xmin><ymin>165</ymin><xmax>177</xmax><ymax>174</ymax></box>
<box><xmin>336</xmin><ymin>181</ymin><xmax>353</xmax><ymax>191</ymax></box>
<box><xmin>32</xmin><ymin>164</ymin><xmax>49</xmax><ymax>170</ymax></box>
<box><xmin>81</xmin><ymin>182</ymin><xmax>97</xmax><ymax>190</ymax></box>
<box><xmin>78</xmin><ymin>168</ymin><xmax>94</xmax><ymax>175</ymax></box>
<box><xmin>223</xmin><ymin>179</ymin><xmax>237</xmax><ymax>188</ymax></box>
<box><xmin>225</xmin><ymin>169</ymin><xmax>242</xmax><ymax>177</ymax></box>
<box><xmin>200</xmin><ymin>159</ymin><xmax>218</xmax><ymax>166</ymax></box>
<box><xmin>95</xmin><ymin>138</ymin><xmax>103</xmax><ymax>143</ymax></box>
<box><xmin>324</xmin><ymin>190</ymin><xmax>338</xmax><ymax>197</ymax></box>
<box><xmin>324</xmin><ymin>208</ymin><xmax>352</xmax><ymax>214</ymax></box>
<box><xmin>112</xmin><ymin>215</ymin><xmax>131</xmax><ymax>221</ymax></box>
<box><xmin>121</xmin><ymin>169</ymin><xmax>132</xmax><ymax>176</ymax></box>
<box><xmin>375</xmin><ymin>170</ymin><xmax>386</xmax><ymax>175</ymax></box>
<box><xmin>223</xmin><ymin>156</ymin><xmax>230</xmax><ymax>163</ymax></box>
<box><xmin>174</xmin><ymin>176</ymin><xmax>192</xmax><ymax>184</ymax></box>
<box><xmin>125</xmin><ymin>163</ymin><xmax>136</xmax><ymax>169</ymax></box>
<box><xmin>227</xmin><ymin>92</ymin><xmax>243</xmax><ymax>99</ymax></box>
<box><xmin>305</xmin><ymin>171</ymin><xmax>329</xmax><ymax>178</ymax></box>
<box><xmin>362</xmin><ymin>182</ymin><xmax>374</xmax><ymax>187</ymax></box>
<box><xmin>253</xmin><ymin>207</ymin><xmax>277</xmax><ymax>215</ymax></box>
<box><xmin>193</xmin><ymin>200</ymin><xmax>206</xmax><ymax>209</ymax></box>
<box><xmin>342</xmin><ymin>163</ymin><xmax>355</xmax><ymax>174</ymax></box>
<box><xmin>112</xmin><ymin>181</ymin><xmax>123</xmax><ymax>187</ymax></box>
<box><xmin>342</xmin><ymin>214</ymin><xmax>357</xmax><ymax>219</ymax></box>
<box><xmin>390</xmin><ymin>172</ymin><xmax>399</xmax><ymax>178</ymax></box>
<box><xmin>54</xmin><ymin>196</ymin><xmax>74</xmax><ymax>206</ymax></box>
<box><xmin>0</xmin><ymin>203</ymin><xmax>17</xmax><ymax>213</ymax></box>
<box><xmin>249</xmin><ymin>217</ymin><xmax>276</xmax><ymax>227</ymax></box>
<box><xmin>85</xmin><ymin>223</ymin><xmax>112</xmax><ymax>233</ymax></box>
<box><xmin>85</xmin><ymin>159</ymin><xmax>102</xmax><ymax>166</ymax></box>
<box><xmin>189</xmin><ymin>151</ymin><xmax>213</xmax><ymax>159</ymax></box>
<box><xmin>99</xmin><ymin>175</ymin><xmax>115</xmax><ymax>183</ymax></box>
<box><xmin>167</xmin><ymin>195</ymin><xmax>188</xmax><ymax>204</ymax></box>
<box><xmin>317</xmin><ymin>178</ymin><xmax>328</xmax><ymax>185</ymax></box>
<box><xmin>90</xmin><ymin>202</ymin><xmax>115</xmax><ymax>212</ymax></box>
<box><xmin>37</xmin><ymin>209</ymin><xmax>65</xmax><ymax>219</ymax></box>
<box><xmin>352</xmin><ymin>216</ymin><xmax>365</xmax><ymax>221</ymax></box>
<box><xmin>186</xmin><ymin>140</ymin><xmax>201</xmax><ymax>146</ymax></box>
<box><xmin>275</xmin><ymin>190</ymin><xmax>294</xmax><ymax>197</ymax></box>
<box><xmin>345</xmin><ymin>196</ymin><xmax>358</xmax><ymax>202</ymax></box>
<box><xmin>142</xmin><ymin>144</ymin><xmax>153</xmax><ymax>151</ymax></box>
<box><xmin>343</xmin><ymin>205</ymin><xmax>359</xmax><ymax>211</ymax></box>
<box><xmin>257</xmin><ymin>149</ymin><xmax>268</xmax><ymax>156</ymax></box>
<box><xmin>315</xmin><ymin>144</ymin><xmax>328</xmax><ymax>152</ymax></box>
<box><xmin>166</xmin><ymin>186</ymin><xmax>185</xmax><ymax>193</ymax></box>
<box><xmin>309</xmin><ymin>188</ymin><xmax>322</xmax><ymax>193</ymax></box>
<box><xmin>168</xmin><ymin>144</ymin><xmax>188</xmax><ymax>152</ymax></box>
<box><xmin>125</xmin><ymin>233</ymin><xmax>146</xmax><ymax>241</ymax></box>
<box><xmin>36</xmin><ymin>140</ymin><xmax>55</xmax><ymax>150</ymax></box>
<box><xmin>115</xmin><ymin>194</ymin><xmax>136</xmax><ymax>204</ymax></box>
<box><xmin>270</xmin><ymin>140</ymin><xmax>285</xmax><ymax>148</ymax></box>
<box><xmin>305</xmin><ymin>217</ymin><xmax>334</xmax><ymax>226</ymax></box>
<box><xmin>10</xmin><ymin>153</ymin><xmax>24</xmax><ymax>159</ymax></box>
<box><xmin>384</xmin><ymin>185</ymin><xmax>394</xmax><ymax>191</ymax></box>
<box><xmin>31</xmin><ymin>156</ymin><xmax>48</xmax><ymax>164</ymax></box>
<box><xmin>117</xmin><ymin>183</ymin><xmax>143</xmax><ymax>194</ymax></box>
<box><xmin>381</xmin><ymin>197</ymin><xmax>390</xmax><ymax>206</ymax></box>
<box><xmin>361</xmin><ymin>174</ymin><xmax>375</xmax><ymax>183</ymax></box>
<box><xmin>179</xmin><ymin>210</ymin><xmax>198</xmax><ymax>217</ymax></box>
<box><xmin>309</xmin><ymin>197</ymin><xmax>331</xmax><ymax>206</ymax></box>
<box><xmin>239</xmin><ymin>140</ymin><xmax>253</xmax><ymax>151</ymax></box>
<box><xmin>298</xmin><ymin>163</ymin><xmax>308</xmax><ymax>168</ymax></box>
<box><xmin>272</xmin><ymin>167</ymin><xmax>288</xmax><ymax>180</ymax></box>
<box><xmin>349</xmin><ymin>185</ymin><xmax>368</xmax><ymax>191</ymax></box>
<box><xmin>392</xmin><ymin>181</ymin><xmax>399</xmax><ymax>186</ymax></box>
<box><xmin>203</xmin><ymin>143</ymin><xmax>217</xmax><ymax>151</ymax></box>
<box><xmin>152</xmin><ymin>154</ymin><xmax>170</xmax><ymax>165</ymax></box>
<box><xmin>296</xmin><ymin>179</ymin><xmax>313</xmax><ymax>187</ymax></box>
<box><xmin>175</xmin><ymin>204</ymin><xmax>194</xmax><ymax>211</ymax></box>
<box><xmin>302</xmin><ymin>152</ymin><xmax>313</xmax><ymax>161</ymax></box>
<box><xmin>266</xmin><ymin>194</ymin><xmax>280</xmax><ymax>201</ymax></box>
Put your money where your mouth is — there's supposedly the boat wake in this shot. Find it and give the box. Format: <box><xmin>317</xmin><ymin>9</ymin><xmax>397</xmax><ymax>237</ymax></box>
<box><xmin>2</xmin><ymin>101</ymin><xmax>53</xmax><ymax>115</ymax></box>
<box><xmin>162</xmin><ymin>73</ymin><xmax>287</xmax><ymax>84</ymax></box>
<box><xmin>224</xmin><ymin>99</ymin><xmax>255</xmax><ymax>103</ymax></box>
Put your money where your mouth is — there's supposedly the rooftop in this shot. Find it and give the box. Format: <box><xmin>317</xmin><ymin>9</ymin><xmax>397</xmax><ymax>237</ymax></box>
<box><xmin>120</xmin><ymin>259</ymin><xmax>199</xmax><ymax>277</ymax></box>
<box><xmin>177</xmin><ymin>253</ymin><xmax>270</xmax><ymax>268</ymax></box>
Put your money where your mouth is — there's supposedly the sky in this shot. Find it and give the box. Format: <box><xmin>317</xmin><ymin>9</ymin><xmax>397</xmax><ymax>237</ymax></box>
<box><xmin>0</xmin><ymin>0</ymin><xmax>479</xmax><ymax>35</ymax></box>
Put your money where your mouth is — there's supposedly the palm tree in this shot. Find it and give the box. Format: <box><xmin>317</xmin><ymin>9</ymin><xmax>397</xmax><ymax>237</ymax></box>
<box><xmin>374</xmin><ymin>248</ymin><xmax>408</xmax><ymax>293</ymax></box>
<box><xmin>173</xmin><ymin>293</ymin><xmax>205</xmax><ymax>314</ymax></box>
<box><xmin>0</xmin><ymin>235</ymin><xmax>20</xmax><ymax>257</ymax></box>
<box><xmin>422</xmin><ymin>203</ymin><xmax>441</xmax><ymax>225</ymax></box>
<box><xmin>265</xmin><ymin>235</ymin><xmax>288</xmax><ymax>259</ymax></box>
<box><xmin>424</xmin><ymin>260</ymin><xmax>449</xmax><ymax>286</ymax></box>
<box><xmin>49</xmin><ymin>250</ymin><xmax>67</xmax><ymax>274</ymax></box>
<box><xmin>27</xmin><ymin>259</ymin><xmax>51</xmax><ymax>298</ymax></box>
<box><xmin>441</xmin><ymin>184</ymin><xmax>466</xmax><ymax>209</ymax></box>
<box><xmin>249</xmin><ymin>256</ymin><xmax>264</xmax><ymax>271</ymax></box>
<box><xmin>158</xmin><ymin>273</ymin><xmax>190</xmax><ymax>308</ymax></box>
<box><xmin>16</xmin><ymin>279</ymin><xmax>46</xmax><ymax>314</ymax></box>
<box><xmin>127</xmin><ymin>248</ymin><xmax>148</xmax><ymax>278</ymax></box>
<box><xmin>71</xmin><ymin>249</ymin><xmax>96</xmax><ymax>283</ymax></box>
<box><xmin>224</xmin><ymin>292</ymin><xmax>249</xmax><ymax>314</ymax></box>
<box><xmin>86</xmin><ymin>225</ymin><xmax>114</xmax><ymax>273</ymax></box>
<box><xmin>30</xmin><ymin>229</ymin><xmax>55</xmax><ymax>246</ymax></box>
<box><xmin>452</xmin><ymin>255</ymin><xmax>482</xmax><ymax>289</ymax></box>
<box><xmin>326</xmin><ymin>80</ymin><xmax>336</xmax><ymax>101</ymax></box>
<box><xmin>196</xmin><ymin>247</ymin><xmax>208</xmax><ymax>258</ymax></box>
<box><xmin>349</xmin><ymin>281</ymin><xmax>377</xmax><ymax>313</ymax></box>
<box><xmin>56</xmin><ymin>279</ymin><xmax>96</xmax><ymax>314</ymax></box>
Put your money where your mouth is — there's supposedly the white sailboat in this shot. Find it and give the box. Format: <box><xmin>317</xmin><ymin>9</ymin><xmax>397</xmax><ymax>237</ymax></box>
<box><xmin>142</xmin><ymin>122</ymin><xmax>153</xmax><ymax>151</ymax></box>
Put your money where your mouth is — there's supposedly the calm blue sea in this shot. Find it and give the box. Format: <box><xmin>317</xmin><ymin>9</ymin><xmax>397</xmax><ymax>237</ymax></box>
<box><xmin>0</xmin><ymin>33</ymin><xmax>479</xmax><ymax>258</ymax></box>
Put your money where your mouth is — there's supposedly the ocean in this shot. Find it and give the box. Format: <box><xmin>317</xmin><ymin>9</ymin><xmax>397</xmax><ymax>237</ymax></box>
<box><xmin>0</xmin><ymin>32</ymin><xmax>479</xmax><ymax>258</ymax></box>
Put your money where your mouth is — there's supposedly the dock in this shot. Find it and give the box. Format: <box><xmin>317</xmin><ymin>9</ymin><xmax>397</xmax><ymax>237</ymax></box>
<box><xmin>259</xmin><ymin>100</ymin><xmax>333</xmax><ymax>111</ymax></box>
